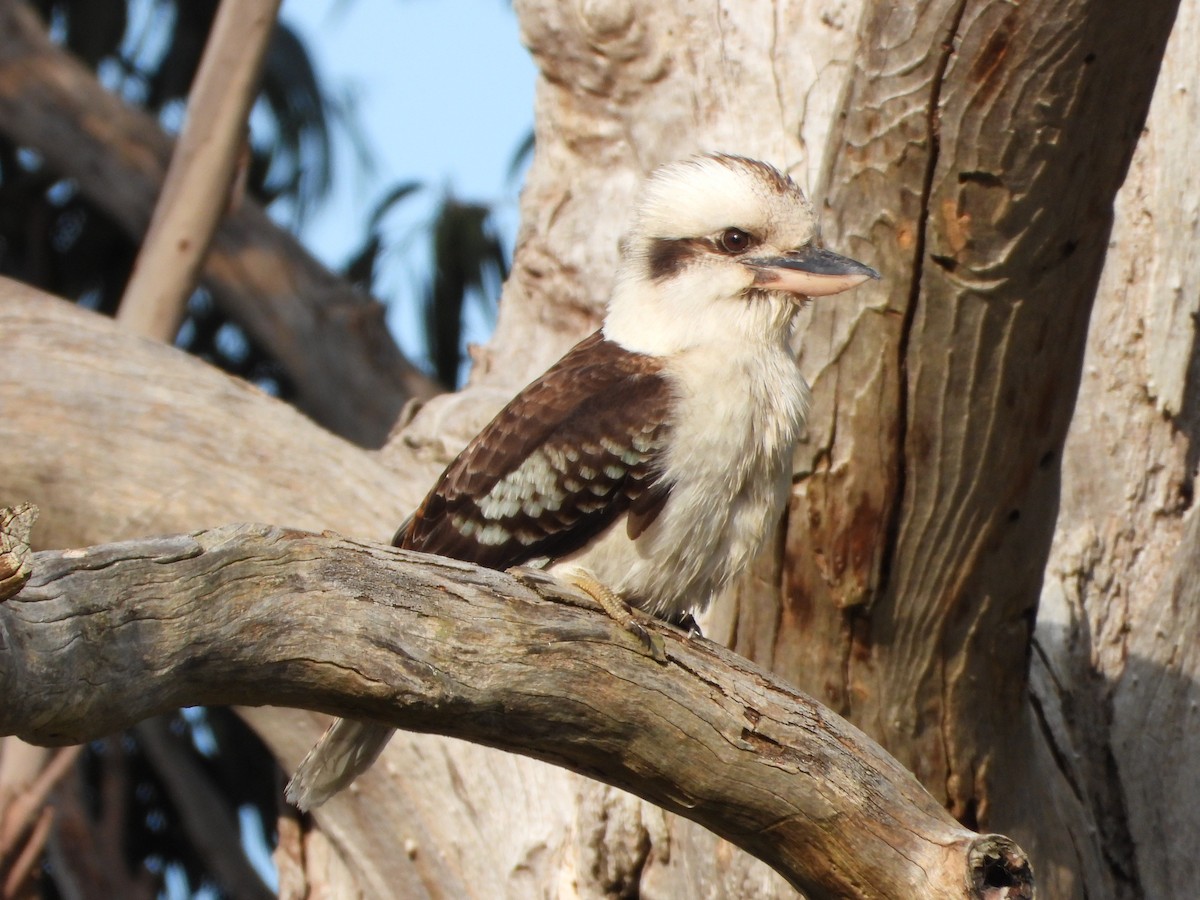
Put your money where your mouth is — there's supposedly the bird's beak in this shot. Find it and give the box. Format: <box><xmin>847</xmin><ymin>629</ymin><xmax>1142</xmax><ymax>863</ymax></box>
<box><xmin>743</xmin><ymin>245</ymin><xmax>880</xmax><ymax>297</ymax></box>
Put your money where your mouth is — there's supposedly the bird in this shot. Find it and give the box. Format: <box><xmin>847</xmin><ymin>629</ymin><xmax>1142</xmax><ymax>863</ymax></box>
<box><xmin>285</xmin><ymin>153</ymin><xmax>879</xmax><ymax>810</ymax></box>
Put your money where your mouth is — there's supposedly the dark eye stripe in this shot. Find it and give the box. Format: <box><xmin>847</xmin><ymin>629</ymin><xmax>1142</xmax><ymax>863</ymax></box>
<box><xmin>646</xmin><ymin>231</ymin><xmax>761</xmax><ymax>281</ymax></box>
<box><xmin>647</xmin><ymin>237</ymin><xmax>706</xmax><ymax>280</ymax></box>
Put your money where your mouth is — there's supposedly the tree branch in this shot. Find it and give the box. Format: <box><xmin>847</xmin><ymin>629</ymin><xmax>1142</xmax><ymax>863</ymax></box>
<box><xmin>0</xmin><ymin>1</ymin><xmax>439</xmax><ymax>445</ymax></box>
<box><xmin>0</xmin><ymin>522</ymin><xmax>1033</xmax><ymax>899</ymax></box>
<box><xmin>119</xmin><ymin>0</ymin><xmax>282</xmax><ymax>341</ymax></box>
<box><xmin>0</xmin><ymin>742</ymin><xmax>79</xmax><ymax>896</ymax></box>
<box><xmin>0</xmin><ymin>278</ymin><xmax>433</xmax><ymax>551</ymax></box>
<box><xmin>132</xmin><ymin>718</ymin><xmax>274</xmax><ymax>900</ymax></box>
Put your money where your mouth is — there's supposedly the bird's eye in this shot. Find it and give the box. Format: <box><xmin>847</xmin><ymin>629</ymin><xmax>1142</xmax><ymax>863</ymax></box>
<box><xmin>719</xmin><ymin>228</ymin><xmax>751</xmax><ymax>254</ymax></box>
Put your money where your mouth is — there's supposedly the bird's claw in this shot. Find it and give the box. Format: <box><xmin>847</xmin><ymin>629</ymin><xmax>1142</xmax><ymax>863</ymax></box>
<box><xmin>672</xmin><ymin>613</ymin><xmax>703</xmax><ymax>639</ymax></box>
<box><xmin>625</xmin><ymin>618</ymin><xmax>668</xmax><ymax>663</ymax></box>
<box><xmin>563</xmin><ymin>571</ymin><xmax>669</xmax><ymax>663</ymax></box>
<box><xmin>510</xmin><ymin>566</ymin><xmax>668</xmax><ymax>662</ymax></box>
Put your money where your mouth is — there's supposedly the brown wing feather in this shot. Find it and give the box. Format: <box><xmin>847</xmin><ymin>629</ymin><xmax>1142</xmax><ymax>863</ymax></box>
<box><xmin>395</xmin><ymin>331</ymin><xmax>674</xmax><ymax>570</ymax></box>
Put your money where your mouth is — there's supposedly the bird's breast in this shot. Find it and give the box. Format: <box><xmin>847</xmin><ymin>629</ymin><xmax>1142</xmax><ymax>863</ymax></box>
<box><xmin>555</xmin><ymin>342</ymin><xmax>808</xmax><ymax>621</ymax></box>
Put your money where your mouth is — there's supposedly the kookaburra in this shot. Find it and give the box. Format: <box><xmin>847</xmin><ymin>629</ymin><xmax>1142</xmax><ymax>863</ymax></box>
<box><xmin>286</xmin><ymin>153</ymin><xmax>878</xmax><ymax>810</ymax></box>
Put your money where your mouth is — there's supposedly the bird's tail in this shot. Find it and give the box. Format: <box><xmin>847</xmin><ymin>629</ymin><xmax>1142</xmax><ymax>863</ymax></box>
<box><xmin>285</xmin><ymin>718</ymin><xmax>395</xmax><ymax>811</ymax></box>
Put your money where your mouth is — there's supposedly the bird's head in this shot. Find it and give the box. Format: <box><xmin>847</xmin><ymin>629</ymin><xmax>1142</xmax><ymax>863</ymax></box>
<box><xmin>604</xmin><ymin>153</ymin><xmax>878</xmax><ymax>354</ymax></box>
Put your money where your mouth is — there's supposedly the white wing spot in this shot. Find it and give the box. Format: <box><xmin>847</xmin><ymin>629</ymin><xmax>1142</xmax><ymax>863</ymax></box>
<box><xmin>478</xmin><ymin>450</ymin><xmax>568</xmax><ymax>520</ymax></box>
<box><xmin>451</xmin><ymin>515</ymin><xmax>512</xmax><ymax>546</ymax></box>
<box><xmin>477</xmin><ymin>523</ymin><xmax>511</xmax><ymax>546</ymax></box>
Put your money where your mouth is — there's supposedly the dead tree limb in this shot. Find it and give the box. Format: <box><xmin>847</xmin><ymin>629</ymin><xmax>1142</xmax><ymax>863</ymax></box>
<box><xmin>119</xmin><ymin>0</ymin><xmax>283</xmax><ymax>341</ymax></box>
<box><xmin>0</xmin><ymin>521</ymin><xmax>1033</xmax><ymax>899</ymax></box>
<box><xmin>0</xmin><ymin>1</ymin><xmax>439</xmax><ymax>445</ymax></box>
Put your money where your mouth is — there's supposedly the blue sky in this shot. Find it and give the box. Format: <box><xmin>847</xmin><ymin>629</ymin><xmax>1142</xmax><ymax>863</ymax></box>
<box><xmin>282</xmin><ymin>0</ymin><xmax>537</xmax><ymax>367</ymax></box>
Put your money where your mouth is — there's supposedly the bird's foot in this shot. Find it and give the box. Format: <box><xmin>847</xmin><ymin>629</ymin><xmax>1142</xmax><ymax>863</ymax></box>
<box><xmin>671</xmin><ymin>613</ymin><xmax>703</xmax><ymax>639</ymax></box>
<box><xmin>567</xmin><ymin>572</ymin><xmax>667</xmax><ymax>663</ymax></box>
<box><xmin>507</xmin><ymin>566</ymin><xmax>667</xmax><ymax>662</ymax></box>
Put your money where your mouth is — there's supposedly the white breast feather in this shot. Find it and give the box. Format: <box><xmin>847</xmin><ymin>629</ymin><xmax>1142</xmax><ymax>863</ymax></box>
<box><xmin>550</xmin><ymin>339</ymin><xmax>808</xmax><ymax>621</ymax></box>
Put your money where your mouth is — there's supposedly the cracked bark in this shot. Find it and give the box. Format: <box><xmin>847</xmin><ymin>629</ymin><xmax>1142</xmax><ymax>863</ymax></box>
<box><xmin>1</xmin><ymin>0</ymin><xmax>1197</xmax><ymax>894</ymax></box>
<box><xmin>0</xmin><ymin>520</ymin><xmax>1032</xmax><ymax>899</ymax></box>
<box><xmin>769</xmin><ymin>1</ymin><xmax>1183</xmax><ymax>898</ymax></box>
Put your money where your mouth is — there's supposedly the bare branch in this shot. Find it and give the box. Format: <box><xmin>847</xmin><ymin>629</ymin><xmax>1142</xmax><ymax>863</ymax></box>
<box><xmin>0</xmin><ymin>743</ymin><xmax>79</xmax><ymax>896</ymax></box>
<box><xmin>0</xmin><ymin>2</ymin><xmax>439</xmax><ymax>445</ymax></box>
<box><xmin>0</xmin><ymin>522</ymin><xmax>1033</xmax><ymax>898</ymax></box>
<box><xmin>0</xmin><ymin>277</ymin><xmax>430</xmax><ymax>551</ymax></box>
<box><xmin>119</xmin><ymin>0</ymin><xmax>282</xmax><ymax>341</ymax></box>
<box><xmin>133</xmin><ymin>718</ymin><xmax>275</xmax><ymax>900</ymax></box>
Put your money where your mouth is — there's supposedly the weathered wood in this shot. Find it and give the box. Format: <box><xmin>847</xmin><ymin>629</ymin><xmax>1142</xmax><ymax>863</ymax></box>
<box><xmin>761</xmin><ymin>1</ymin><xmax>1182</xmax><ymax>895</ymax></box>
<box><xmin>0</xmin><ymin>277</ymin><xmax>587</xmax><ymax>896</ymax></box>
<box><xmin>1</xmin><ymin>0</ymin><xmax>1195</xmax><ymax>889</ymax></box>
<box><xmin>500</xmin><ymin>2</ymin><xmax>875</xmax><ymax>891</ymax></box>
<box><xmin>0</xmin><ymin>279</ymin><xmax>430</xmax><ymax>550</ymax></box>
<box><xmin>500</xmin><ymin>0</ymin><xmax>1185</xmax><ymax>895</ymax></box>
<box><xmin>0</xmin><ymin>521</ymin><xmax>1032</xmax><ymax>899</ymax></box>
<box><xmin>0</xmin><ymin>1</ymin><xmax>439</xmax><ymax>445</ymax></box>
<box><xmin>0</xmin><ymin>503</ymin><xmax>36</xmax><ymax>600</ymax></box>
<box><xmin>1034</xmin><ymin>4</ymin><xmax>1200</xmax><ymax>898</ymax></box>
<box><xmin>119</xmin><ymin>0</ymin><xmax>282</xmax><ymax>342</ymax></box>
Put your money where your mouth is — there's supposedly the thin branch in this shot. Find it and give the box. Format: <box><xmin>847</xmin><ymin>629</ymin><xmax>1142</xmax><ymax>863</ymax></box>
<box><xmin>0</xmin><ymin>744</ymin><xmax>79</xmax><ymax>896</ymax></box>
<box><xmin>0</xmin><ymin>745</ymin><xmax>78</xmax><ymax>851</ymax></box>
<box><xmin>118</xmin><ymin>0</ymin><xmax>283</xmax><ymax>341</ymax></box>
<box><xmin>0</xmin><ymin>3</ymin><xmax>439</xmax><ymax>445</ymax></box>
<box><xmin>3</xmin><ymin>804</ymin><xmax>50</xmax><ymax>897</ymax></box>
<box><xmin>0</xmin><ymin>521</ymin><xmax>1033</xmax><ymax>899</ymax></box>
<box><xmin>133</xmin><ymin>718</ymin><xmax>274</xmax><ymax>900</ymax></box>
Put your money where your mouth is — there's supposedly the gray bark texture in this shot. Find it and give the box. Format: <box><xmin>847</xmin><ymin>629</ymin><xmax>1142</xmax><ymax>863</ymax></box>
<box><xmin>0</xmin><ymin>0</ymin><xmax>1197</xmax><ymax>895</ymax></box>
<box><xmin>0</xmin><ymin>520</ymin><xmax>1032</xmax><ymax>898</ymax></box>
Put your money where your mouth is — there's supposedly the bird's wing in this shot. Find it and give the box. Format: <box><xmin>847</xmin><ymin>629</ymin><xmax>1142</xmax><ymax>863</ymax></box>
<box><xmin>395</xmin><ymin>330</ymin><xmax>674</xmax><ymax>570</ymax></box>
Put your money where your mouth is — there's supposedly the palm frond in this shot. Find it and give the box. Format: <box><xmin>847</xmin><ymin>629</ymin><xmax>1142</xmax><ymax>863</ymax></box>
<box><xmin>425</xmin><ymin>197</ymin><xmax>506</xmax><ymax>387</ymax></box>
<box><xmin>255</xmin><ymin>21</ymin><xmax>335</xmax><ymax>221</ymax></box>
<box><xmin>342</xmin><ymin>180</ymin><xmax>423</xmax><ymax>290</ymax></box>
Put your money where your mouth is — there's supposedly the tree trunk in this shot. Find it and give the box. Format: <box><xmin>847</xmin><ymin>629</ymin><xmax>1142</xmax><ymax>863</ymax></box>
<box><xmin>1</xmin><ymin>0</ymin><xmax>1197</xmax><ymax>894</ymax></box>
<box><xmin>762</xmin><ymin>0</ymin><xmax>1179</xmax><ymax>896</ymax></box>
<box><xmin>491</xmin><ymin>0</ymin><xmax>1186</xmax><ymax>897</ymax></box>
<box><xmin>1041</xmin><ymin>5</ymin><xmax>1200</xmax><ymax>896</ymax></box>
